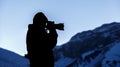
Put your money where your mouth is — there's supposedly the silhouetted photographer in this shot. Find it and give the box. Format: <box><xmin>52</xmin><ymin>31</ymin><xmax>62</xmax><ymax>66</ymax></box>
<box><xmin>26</xmin><ymin>12</ymin><xmax>64</xmax><ymax>67</ymax></box>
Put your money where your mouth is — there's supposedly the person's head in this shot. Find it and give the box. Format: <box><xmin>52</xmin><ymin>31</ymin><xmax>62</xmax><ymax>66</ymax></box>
<box><xmin>33</xmin><ymin>12</ymin><xmax>48</xmax><ymax>27</ymax></box>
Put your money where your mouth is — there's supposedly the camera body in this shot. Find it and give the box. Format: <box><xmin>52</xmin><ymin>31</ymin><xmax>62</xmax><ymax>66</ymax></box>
<box><xmin>46</xmin><ymin>21</ymin><xmax>64</xmax><ymax>30</ymax></box>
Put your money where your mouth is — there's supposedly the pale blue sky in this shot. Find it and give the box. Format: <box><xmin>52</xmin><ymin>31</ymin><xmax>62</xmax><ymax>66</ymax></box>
<box><xmin>0</xmin><ymin>0</ymin><xmax>120</xmax><ymax>56</ymax></box>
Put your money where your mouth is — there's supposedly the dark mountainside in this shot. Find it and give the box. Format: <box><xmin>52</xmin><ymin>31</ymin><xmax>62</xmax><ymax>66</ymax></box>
<box><xmin>0</xmin><ymin>22</ymin><xmax>120</xmax><ymax>67</ymax></box>
<box><xmin>54</xmin><ymin>22</ymin><xmax>120</xmax><ymax>67</ymax></box>
<box><xmin>0</xmin><ymin>48</ymin><xmax>29</xmax><ymax>67</ymax></box>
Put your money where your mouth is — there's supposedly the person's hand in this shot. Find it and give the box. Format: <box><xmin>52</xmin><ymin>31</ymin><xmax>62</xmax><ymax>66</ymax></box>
<box><xmin>47</xmin><ymin>21</ymin><xmax>55</xmax><ymax>30</ymax></box>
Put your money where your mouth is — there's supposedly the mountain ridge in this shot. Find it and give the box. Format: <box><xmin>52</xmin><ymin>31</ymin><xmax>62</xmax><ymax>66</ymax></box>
<box><xmin>54</xmin><ymin>22</ymin><xmax>120</xmax><ymax>67</ymax></box>
<box><xmin>0</xmin><ymin>47</ymin><xmax>29</xmax><ymax>67</ymax></box>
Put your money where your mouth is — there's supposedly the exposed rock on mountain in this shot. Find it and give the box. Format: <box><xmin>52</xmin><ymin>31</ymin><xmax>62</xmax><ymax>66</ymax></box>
<box><xmin>54</xmin><ymin>22</ymin><xmax>120</xmax><ymax>67</ymax></box>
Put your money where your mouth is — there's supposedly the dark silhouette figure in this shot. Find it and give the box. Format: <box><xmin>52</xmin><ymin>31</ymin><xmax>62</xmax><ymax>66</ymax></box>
<box><xmin>26</xmin><ymin>12</ymin><xmax>63</xmax><ymax>67</ymax></box>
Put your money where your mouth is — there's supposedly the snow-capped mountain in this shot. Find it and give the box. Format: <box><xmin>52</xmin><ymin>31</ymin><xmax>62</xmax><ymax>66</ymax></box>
<box><xmin>1</xmin><ymin>22</ymin><xmax>120</xmax><ymax>67</ymax></box>
<box><xmin>54</xmin><ymin>22</ymin><xmax>120</xmax><ymax>67</ymax></box>
<box><xmin>0</xmin><ymin>48</ymin><xmax>29</xmax><ymax>67</ymax></box>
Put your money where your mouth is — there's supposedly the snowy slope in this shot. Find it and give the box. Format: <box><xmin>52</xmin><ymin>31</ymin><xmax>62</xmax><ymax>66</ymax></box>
<box><xmin>54</xmin><ymin>22</ymin><xmax>120</xmax><ymax>67</ymax></box>
<box><xmin>0</xmin><ymin>48</ymin><xmax>29</xmax><ymax>67</ymax></box>
<box><xmin>102</xmin><ymin>42</ymin><xmax>120</xmax><ymax>67</ymax></box>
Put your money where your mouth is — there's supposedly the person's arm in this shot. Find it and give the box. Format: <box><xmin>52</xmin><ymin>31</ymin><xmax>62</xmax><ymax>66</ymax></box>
<box><xmin>47</xmin><ymin>22</ymin><xmax>58</xmax><ymax>49</ymax></box>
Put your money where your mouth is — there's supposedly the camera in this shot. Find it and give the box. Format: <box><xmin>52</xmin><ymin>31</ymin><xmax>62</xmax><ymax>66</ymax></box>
<box><xmin>46</xmin><ymin>21</ymin><xmax>64</xmax><ymax>31</ymax></box>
